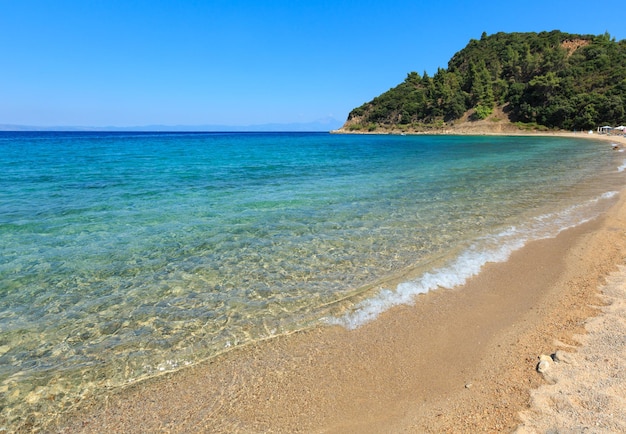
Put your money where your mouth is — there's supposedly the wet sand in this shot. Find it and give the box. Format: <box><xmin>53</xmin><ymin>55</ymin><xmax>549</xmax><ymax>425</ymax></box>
<box><xmin>52</xmin><ymin>134</ymin><xmax>626</xmax><ymax>433</ymax></box>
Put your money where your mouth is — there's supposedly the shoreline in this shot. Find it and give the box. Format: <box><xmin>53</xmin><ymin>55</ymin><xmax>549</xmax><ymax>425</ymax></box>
<box><xmin>52</xmin><ymin>137</ymin><xmax>626</xmax><ymax>432</ymax></box>
<box><xmin>331</xmin><ymin>127</ymin><xmax>626</xmax><ymax>142</ymax></box>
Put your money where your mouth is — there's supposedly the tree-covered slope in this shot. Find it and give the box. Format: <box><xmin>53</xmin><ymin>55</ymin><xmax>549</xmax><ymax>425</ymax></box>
<box><xmin>342</xmin><ymin>31</ymin><xmax>626</xmax><ymax>132</ymax></box>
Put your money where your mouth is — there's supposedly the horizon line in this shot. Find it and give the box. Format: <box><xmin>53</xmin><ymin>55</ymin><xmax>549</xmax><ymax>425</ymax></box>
<box><xmin>0</xmin><ymin>119</ymin><xmax>344</xmax><ymax>133</ymax></box>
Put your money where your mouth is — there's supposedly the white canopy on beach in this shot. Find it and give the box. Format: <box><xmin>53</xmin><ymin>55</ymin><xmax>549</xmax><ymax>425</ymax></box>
<box><xmin>615</xmin><ymin>125</ymin><xmax>626</xmax><ymax>131</ymax></box>
<box><xmin>598</xmin><ymin>125</ymin><xmax>613</xmax><ymax>133</ymax></box>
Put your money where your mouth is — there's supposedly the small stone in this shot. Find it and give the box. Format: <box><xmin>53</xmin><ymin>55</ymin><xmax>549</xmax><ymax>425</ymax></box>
<box><xmin>553</xmin><ymin>350</ymin><xmax>573</xmax><ymax>364</ymax></box>
<box><xmin>465</xmin><ymin>383</ymin><xmax>473</xmax><ymax>389</ymax></box>
<box><xmin>537</xmin><ymin>354</ymin><xmax>552</xmax><ymax>373</ymax></box>
<box><xmin>536</xmin><ymin>354</ymin><xmax>558</xmax><ymax>384</ymax></box>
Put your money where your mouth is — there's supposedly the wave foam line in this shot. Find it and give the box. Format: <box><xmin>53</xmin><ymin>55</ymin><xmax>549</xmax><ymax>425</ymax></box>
<box><xmin>329</xmin><ymin>191</ymin><xmax>619</xmax><ymax>330</ymax></box>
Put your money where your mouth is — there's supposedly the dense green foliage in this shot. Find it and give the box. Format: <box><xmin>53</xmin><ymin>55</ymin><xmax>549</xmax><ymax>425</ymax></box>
<box><xmin>346</xmin><ymin>31</ymin><xmax>626</xmax><ymax>130</ymax></box>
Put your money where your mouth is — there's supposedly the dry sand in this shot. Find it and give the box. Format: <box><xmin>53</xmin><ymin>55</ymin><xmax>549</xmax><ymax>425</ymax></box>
<box><xmin>516</xmin><ymin>264</ymin><xmax>626</xmax><ymax>433</ymax></box>
<box><xmin>51</xmin><ymin>133</ymin><xmax>626</xmax><ymax>433</ymax></box>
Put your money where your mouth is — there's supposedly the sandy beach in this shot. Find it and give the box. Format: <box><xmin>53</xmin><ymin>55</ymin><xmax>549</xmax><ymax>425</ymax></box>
<box><xmin>50</xmin><ymin>132</ymin><xmax>626</xmax><ymax>433</ymax></box>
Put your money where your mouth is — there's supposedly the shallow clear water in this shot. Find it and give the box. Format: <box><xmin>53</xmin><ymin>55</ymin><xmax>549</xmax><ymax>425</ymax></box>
<box><xmin>0</xmin><ymin>131</ymin><xmax>623</xmax><ymax>429</ymax></box>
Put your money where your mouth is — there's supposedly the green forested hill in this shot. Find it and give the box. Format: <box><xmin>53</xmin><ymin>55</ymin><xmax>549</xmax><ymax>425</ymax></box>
<box><xmin>342</xmin><ymin>31</ymin><xmax>626</xmax><ymax>132</ymax></box>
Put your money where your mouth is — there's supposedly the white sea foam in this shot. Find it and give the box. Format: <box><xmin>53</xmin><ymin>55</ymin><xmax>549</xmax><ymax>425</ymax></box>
<box><xmin>618</xmin><ymin>159</ymin><xmax>626</xmax><ymax>172</ymax></box>
<box><xmin>330</xmin><ymin>191</ymin><xmax>619</xmax><ymax>330</ymax></box>
<box><xmin>601</xmin><ymin>191</ymin><xmax>619</xmax><ymax>200</ymax></box>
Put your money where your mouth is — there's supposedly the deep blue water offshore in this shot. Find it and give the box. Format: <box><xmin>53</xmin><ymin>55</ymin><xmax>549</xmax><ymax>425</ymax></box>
<box><xmin>1</xmin><ymin>131</ymin><xmax>624</xmax><ymax>429</ymax></box>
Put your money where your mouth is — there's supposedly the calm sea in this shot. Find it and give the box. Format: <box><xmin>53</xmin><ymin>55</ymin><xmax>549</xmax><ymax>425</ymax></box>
<box><xmin>1</xmin><ymin>131</ymin><xmax>624</xmax><ymax>429</ymax></box>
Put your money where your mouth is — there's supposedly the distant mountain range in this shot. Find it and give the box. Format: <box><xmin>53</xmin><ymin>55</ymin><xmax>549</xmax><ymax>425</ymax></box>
<box><xmin>0</xmin><ymin>118</ymin><xmax>344</xmax><ymax>133</ymax></box>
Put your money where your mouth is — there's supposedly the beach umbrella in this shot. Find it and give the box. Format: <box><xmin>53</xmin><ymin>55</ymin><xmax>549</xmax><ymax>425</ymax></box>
<box><xmin>615</xmin><ymin>125</ymin><xmax>626</xmax><ymax>130</ymax></box>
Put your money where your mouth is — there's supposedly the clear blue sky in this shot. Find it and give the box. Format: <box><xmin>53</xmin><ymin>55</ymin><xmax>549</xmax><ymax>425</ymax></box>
<box><xmin>1</xmin><ymin>0</ymin><xmax>625</xmax><ymax>128</ymax></box>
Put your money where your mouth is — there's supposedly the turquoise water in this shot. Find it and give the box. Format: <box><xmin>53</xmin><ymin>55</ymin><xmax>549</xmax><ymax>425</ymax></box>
<box><xmin>0</xmin><ymin>132</ymin><xmax>623</xmax><ymax>430</ymax></box>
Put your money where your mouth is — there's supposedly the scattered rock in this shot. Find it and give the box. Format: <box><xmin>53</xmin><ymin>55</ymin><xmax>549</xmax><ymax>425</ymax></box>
<box><xmin>553</xmin><ymin>350</ymin><xmax>573</xmax><ymax>364</ymax></box>
<box><xmin>536</xmin><ymin>354</ymin><xmax>557</xmax><ymax>384</ymax></box>
<box><xmin>536</xmin><ymin>354</ymin><xmax>552</xmax><ymax>373</ymax></box>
